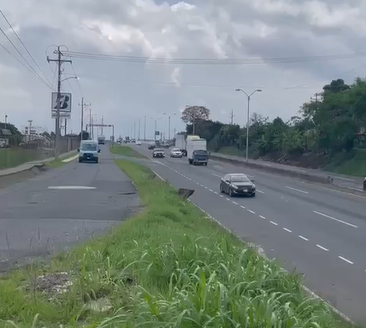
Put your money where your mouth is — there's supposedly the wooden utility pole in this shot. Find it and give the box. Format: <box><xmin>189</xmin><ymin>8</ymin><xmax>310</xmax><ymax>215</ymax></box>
<box><xmin>47</xmin><ymin>46</ymin><xmax>71</xmax><ymax>159</ymax></box>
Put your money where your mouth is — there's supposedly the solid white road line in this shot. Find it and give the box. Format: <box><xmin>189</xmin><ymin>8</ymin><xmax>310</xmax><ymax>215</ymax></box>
<box><xmin>286</xmin><ymin>186</ymin><xmax>309</xmax><ymax>194</ymax></box>
<box><xmin>313</xmin><ymin>210</ymin><xmax>358</xmax><ymax>229</ymax></box>
<box><xmin>257</xmin><ymin>189</ymin><xmax>265</xmax><ymax>194</ymax></box>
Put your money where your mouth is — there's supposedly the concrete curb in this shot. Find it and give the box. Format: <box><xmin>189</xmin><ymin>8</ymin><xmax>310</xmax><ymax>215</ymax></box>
<box><xmin>0</xmin><ymin>150</ymin><xmax>77</xmax><ymax>178</ymax></box>
<box><xmin>209</xmin><ymin>154</ymin><xmax>366</xmax><ymax>197</ymax></box>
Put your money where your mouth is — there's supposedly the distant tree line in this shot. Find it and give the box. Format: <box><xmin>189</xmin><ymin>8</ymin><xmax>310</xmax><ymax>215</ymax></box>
<box><xmin>180</xmin><ymin>78</ymin><xmax>366</xmax><ymax>166</ymax></box>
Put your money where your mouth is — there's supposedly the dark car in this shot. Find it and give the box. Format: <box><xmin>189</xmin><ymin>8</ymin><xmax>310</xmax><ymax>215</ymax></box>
<box><xmin>220</xmin><ymin>173</ymin><xmax>256</xmax><ymax>197</ymax></box>
<box><xmin>152</xmin><ymin>148</ymin><xmax>165</xmax><ymax>158</ymax></box>
<box><xmin>148</xmin><ymin>144</ymin><xmax>155</xmax><ymax>150</ymax></box>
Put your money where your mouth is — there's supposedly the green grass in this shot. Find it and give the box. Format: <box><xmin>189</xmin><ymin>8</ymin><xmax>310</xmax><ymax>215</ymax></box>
<box><xmin>110</xmin><ymin>145</ymin><xmax>146</xmax><ymax>158</ymax></box>
<box><xmin>324</xmin><ymin>149</ymin><xmax>366</xmax><ymax>177</ymax></box>
<box><xmin>0</xmin><ymin>160</ymin><xmax>356</xmax><ymax>327</ymax></box>
<box><xmin>0</xmin><ymin>148</ymin><xmax>40</xmax><ymax>169</ymax></box>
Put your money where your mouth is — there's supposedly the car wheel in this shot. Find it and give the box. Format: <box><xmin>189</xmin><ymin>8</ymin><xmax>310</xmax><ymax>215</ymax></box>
<box><xmin>228</xmin><ymin>188</ymin><xmax>233</xmax><ymax>197</ymax></box>
<box><xmin>250</xmin><ymin>193</ymin><xmax>256</xmax><ymax>197</ymax></box>
<box><xmin>78</xmin><ymin>158</ymin><xmax>82</xmax><ymax>163</ymax></box>
<box><xmin>220</xmin><ymin>184</ymin><xmax>224</xmax><ymax>193</ymax></box>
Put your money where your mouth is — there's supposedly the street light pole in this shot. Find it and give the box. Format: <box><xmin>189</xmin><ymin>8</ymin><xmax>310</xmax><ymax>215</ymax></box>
<box><xmin>163</xmin><ymin>112</ymin><xmax>176</xmax><ymax>140</ymax></box>
<box><xmin>235</xmin><ymin>88</ymin><xmax>262</xmax><ymax>162</ymax></box>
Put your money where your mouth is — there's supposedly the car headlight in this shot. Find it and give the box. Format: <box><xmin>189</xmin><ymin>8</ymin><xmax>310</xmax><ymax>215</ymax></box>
<box><xmin>231</xmin><ymin>185</ymin><xmax>238</xmax><ymax>189</ymax></box>
<box><xmin>252</xmin><ymin>184</ymin><xmax>256</xmax><ymax>189</ymax></box>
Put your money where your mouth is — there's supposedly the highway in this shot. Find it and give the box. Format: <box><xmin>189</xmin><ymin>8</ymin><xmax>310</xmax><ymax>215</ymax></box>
<box><xmin>0</xmin><ymin>145</ymin><xmax>139</xmax><ymax>271</ymax></box>
<box><xmin>131</xmin><ymin>143</ymin><xmax>366</xmax><ymax>324</ymax></box>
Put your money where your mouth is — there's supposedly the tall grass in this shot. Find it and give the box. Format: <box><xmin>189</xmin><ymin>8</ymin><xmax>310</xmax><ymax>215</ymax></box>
<box><xmin>0</xmin><ymin>160</ymin><xmax>351</xmax><ymax>327</ymax></box>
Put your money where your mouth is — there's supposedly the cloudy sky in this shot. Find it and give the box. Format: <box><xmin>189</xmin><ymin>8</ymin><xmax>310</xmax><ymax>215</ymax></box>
<box><xmin>1</xmin><ymin>0</ymin><xmax>366</xmax><ymax>139</ymax></box>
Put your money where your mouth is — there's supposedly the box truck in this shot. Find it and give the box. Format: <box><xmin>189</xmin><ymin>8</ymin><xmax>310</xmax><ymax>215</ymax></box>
<box><xmin>187</xmin><ymin>138</ymin><xmax>208</xmax><ymax>165</ymax></box>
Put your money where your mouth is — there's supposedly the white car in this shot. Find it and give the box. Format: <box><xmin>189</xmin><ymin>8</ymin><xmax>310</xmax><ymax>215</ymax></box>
<box><xmin>170</xmin><ymin>148</ymin><xmax>183</xmax><ymax>158</ymax></box>
<box><xmin>136</xmin><ymin>140</ymin><xmax>142</xmax><ymax>145</ymax></box>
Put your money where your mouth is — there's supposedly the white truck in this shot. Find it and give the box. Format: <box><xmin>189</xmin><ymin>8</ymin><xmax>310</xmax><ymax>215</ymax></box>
<box><xmin>175</xmin><ymin>134</ymin><xmax>186</xmax><ymax>155</ymax></box>
<box><xmin>97</xmin><ymin>135</ymin><xmax>105</xmax><ymax>144</ymax></box>
<box><xmin>187</xmin><ymin>138</ymin><xmax>208</xmax><ymax>165</ymax></box>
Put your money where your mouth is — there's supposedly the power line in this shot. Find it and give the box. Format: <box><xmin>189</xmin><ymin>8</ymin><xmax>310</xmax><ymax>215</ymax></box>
<box><xmin>0</xmin><ymin>41</ymin><xmax>36</xmax><ymax>74</ymax></box>
<box><xmin>63</xmin><ymin>50</ymin><xmax>366</xmax><ymax>65</ymax></box>
<box><xmin>0</xmin><ymin>9</ymin><xmax>53</xmax><ymax>87</ymax></box>
<box><xmin>0</xmin><ymin>26</ymin><xmax>53</xmax><ymax>89</ymax></box>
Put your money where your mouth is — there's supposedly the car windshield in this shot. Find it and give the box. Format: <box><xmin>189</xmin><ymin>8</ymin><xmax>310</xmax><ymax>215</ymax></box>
<box><xmin>81</xmin><ymin>143</ymin><xmax>98</xmax><ymax>151</ymax></box>
<box><xmin>172</xmin><ymin>148</ymin><xmax>180</xmax><ymax>151</ymax></box>
<box><xmin>230</xmin><ymin>175</ymin><xmax>249</xmax><ymax>182</ymax></box>
<box><xmin>154</xmin><ymin>148</ymin><xmax>163</xmax><ymax>151</ymax></box>
<box><xmin>194</xmin><ymin>150</ymin><xmax>208</xmax><ymax>155</ymax></box>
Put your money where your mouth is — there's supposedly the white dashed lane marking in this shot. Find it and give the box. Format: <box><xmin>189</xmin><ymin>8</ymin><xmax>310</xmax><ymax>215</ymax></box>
<box><xmin>151</xmin><ymin>160</ymin><xmax>360</xmax><ymax>270</ymax></box>
<box><xmin>338</xmin><ymin>256</ymin><xmax>354</xmax><ymax>265</ymax></box>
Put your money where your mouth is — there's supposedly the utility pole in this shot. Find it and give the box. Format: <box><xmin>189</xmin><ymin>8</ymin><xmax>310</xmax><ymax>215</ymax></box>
<box><xmin>78</xmin><ymin>98</ymin><xmax>91</xmax><ymax>143</ymax></box>
<box><xmin>144</xmin><ymin>115</ymin><xmax>146</xmax><ymax>140</ymax></box>
<box><xmin>89</xmin><ymin>109</ymin><xmax>92</xmax><ymax>139</ymax></box>
<box><xmin>101</xmin><ymin>116</ymin><xmax>104</xmax><ymax>136</ymax></box>
<box><xmin>47</xmin><ymin>46</ymin><xmax>72</xmax><ymax>159</ymax></box>
<box><xmin>64</xmin><ymin>119</ymin><xmax>67</xmax><ymax>136</ymax></box>
<box><xmin>230</xmin><ymin>110</ymin><xmax>235</xmax><ymax>125</ymax></box>
<box><xmin>134</xmin><ymin>121</ymin><xmax>136</xmax><ymax>139</ymax></box>
<box><xmin>138</xmin><ymin>118</ymin><xmax>141</xmax><ymax>140</ymax></box>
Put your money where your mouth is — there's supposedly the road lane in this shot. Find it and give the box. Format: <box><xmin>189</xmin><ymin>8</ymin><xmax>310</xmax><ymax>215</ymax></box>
<box><xmin>0</xmin><ymin>145</ymin><xmax>139</xmax><ymax>271</ymax></box>
<box><xmin>132</xmin><ymin>144</ymin><xmax>366</xmax><ymax>323</ymax></box>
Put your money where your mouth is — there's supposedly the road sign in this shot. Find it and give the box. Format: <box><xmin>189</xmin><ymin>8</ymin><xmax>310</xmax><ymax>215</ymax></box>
<box><xmin>155</xmin><ymin>131</ymin><xmax>160</xmax><ymax>135</ymax></box>
<box><xmin>51</xmin><ymin>111</ymin><xmax>71</xmax><ymax>119</ymax></box>
<box><xmin>51</xmin><ymin>92</ymin><xmax>72</xmax><ymax>113</ymax></box>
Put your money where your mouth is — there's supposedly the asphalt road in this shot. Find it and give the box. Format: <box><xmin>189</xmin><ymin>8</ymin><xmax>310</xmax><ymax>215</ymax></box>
<box><xmin>131</xmin><ymin>143</ymin><xmax>366</xmax><ymax>324</ymax></box>
<box><xmin>0</xmin><ymin>145</ymin><xmax>139</xmax><ymax>271</ymax></box>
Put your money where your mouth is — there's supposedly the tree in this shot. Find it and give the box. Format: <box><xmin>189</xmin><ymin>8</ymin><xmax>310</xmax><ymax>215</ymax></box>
<box><xmin>181</xmin><ymin>105</ymin><xmax>210</xmax><ymax>134</ymax></box>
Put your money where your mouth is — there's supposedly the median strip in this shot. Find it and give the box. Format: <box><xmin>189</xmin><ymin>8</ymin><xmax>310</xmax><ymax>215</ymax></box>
<box><xmin>0</xmin><ymin>159</ymin><xmax>354</xmax><ymax>327</ymax></box>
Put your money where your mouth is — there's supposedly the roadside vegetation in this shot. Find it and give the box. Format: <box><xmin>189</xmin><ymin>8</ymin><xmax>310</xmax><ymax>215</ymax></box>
<box><xmin>110</xmin><ymin>144</ymin><xmax>147</xmax><ymax>158</ymax></box>
<box><xmin>0</xmin><ymin>159</ymin><xmax>354</xmax><ymax>327</ymax></box>
<box><xmin>180</xmin><ymin>78</ymin><xmax>366</xmax><ymax>176</ymax></box>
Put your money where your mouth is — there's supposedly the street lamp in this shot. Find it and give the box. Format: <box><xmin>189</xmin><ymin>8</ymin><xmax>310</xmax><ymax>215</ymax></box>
<box><xmin>163</xmin><ymin>112</ymin><xmax>176</xmax><ymax>140</ymax></box>
<box><xmin>61</xmin><ymin>76</ymin><xmax>78</xmax><ymax>83</ymax></box>
<box><xmin>235</xmin><ymin>88</ymin><xmax>262</xmax><ymax>162</ymax></box>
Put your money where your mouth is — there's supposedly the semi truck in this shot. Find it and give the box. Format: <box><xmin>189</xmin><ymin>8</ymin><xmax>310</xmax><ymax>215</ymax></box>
<box><xmin>186</xmin><ymin>137</ymin><xmax>208</xmax><ymax>165</ymax></box>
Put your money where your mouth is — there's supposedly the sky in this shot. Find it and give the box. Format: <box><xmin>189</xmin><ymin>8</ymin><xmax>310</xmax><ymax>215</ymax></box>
<box><xmin>1</xmin><ymin>0</ymin><xmax>366</xmax><ymax>139</ymax></box>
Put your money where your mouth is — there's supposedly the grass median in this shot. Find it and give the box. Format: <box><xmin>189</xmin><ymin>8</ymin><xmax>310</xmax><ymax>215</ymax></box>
<box><xmin>110</xmin><ymin>145</ymin><xmax>146</xmax><ymax>158</ymax></box>
<box><xmin>0</xmin><ymin>159</ymin><xmax>354</xmax><ymax>327</ymax></box>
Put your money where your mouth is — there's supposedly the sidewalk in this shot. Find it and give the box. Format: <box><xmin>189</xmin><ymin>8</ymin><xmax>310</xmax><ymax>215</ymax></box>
<box><xmin>210</xmin><ymin>152</ymin><xmax>364</xmax><ymax>192</ymax></box>
<box><xmin>0</xmin><ymin>150</ymin><xmax>77</xmax><ymax>177</ymax></box>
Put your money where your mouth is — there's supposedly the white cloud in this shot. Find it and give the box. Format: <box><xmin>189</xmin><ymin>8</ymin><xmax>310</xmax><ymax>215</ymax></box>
<box><xmin>1</xmin><ymin>0</ymin><xmax>366</xmax><ymax>138</ymax></box>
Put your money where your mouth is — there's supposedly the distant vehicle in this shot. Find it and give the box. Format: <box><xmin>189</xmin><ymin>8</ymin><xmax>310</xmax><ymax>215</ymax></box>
<box><xmin>136</xmin><ymin>140</ymin><xmax>142</xmax><ymax>145</ymax></box>
<box><xmin>187</xmin><ymin>138</ymin><xmax>208</xmax><ymax>165</ymax></box>
<box><xmin>220</xmin><ymin>173</ymin><xmax>256</xmax><ymax>197</ymax></box>
<box><xmin>170</xmin><ymin>147</ymin><xmax>183</xmax><ymax>158</ymax></box>
<box><xmin>78</xmin><ymin>140</ymin><xmax>100</xmax><ymax>163</ymax></box>
<box><xmin>152</xmin><ymin>148</ymin><xmax>165</xmax><ymax>158</ymax></box>
<box><xmin>148</xmin><ymin>144</ymin><xmax>155</xmax><ymax>150</ymax></box>
<box><xmin>97</xmin><ymin>135</ymin><xmax>105</xmax><ymax>145</ymax></box>
<box><xmin>131</xmin><ymin>139</ymin><xmax>136</xmax><ymax>143</ymax></box>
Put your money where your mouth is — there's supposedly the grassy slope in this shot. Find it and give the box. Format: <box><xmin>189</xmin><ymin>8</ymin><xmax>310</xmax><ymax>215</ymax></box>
<box><xmin>110</xmin><ymin>145</ymin><xmax>147</xmax><ymax>158</ymax></box>
<box><xmin>0</xmin><ymin>159</ymin><xmax>353</xmax><ymax>327</ymax></box>
<box><xmin>217</xmin><ymin>146</ymin><xmax>366</xmax><ymax>177</ymax></box>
